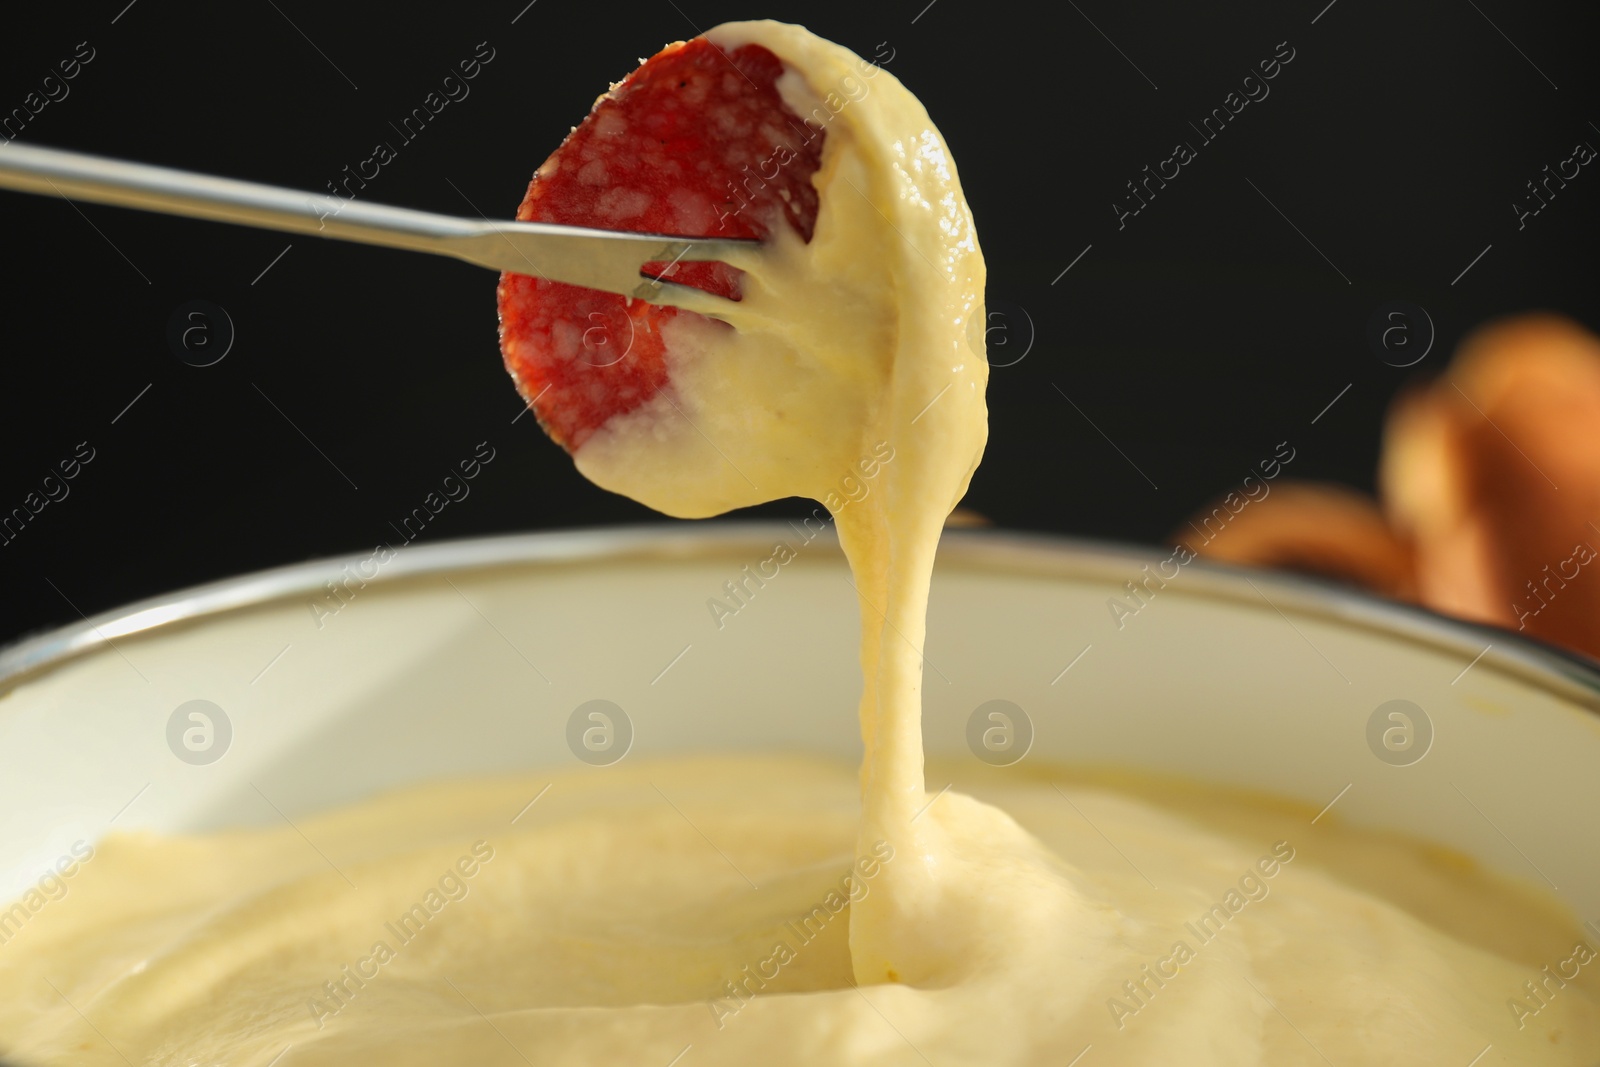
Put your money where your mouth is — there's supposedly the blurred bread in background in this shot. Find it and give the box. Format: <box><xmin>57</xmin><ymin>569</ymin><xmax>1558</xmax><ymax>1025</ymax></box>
<box><xmin>1179</xmin><ymin>314</ymin><xmax>1600</xmax><ymax>660</ymax></box>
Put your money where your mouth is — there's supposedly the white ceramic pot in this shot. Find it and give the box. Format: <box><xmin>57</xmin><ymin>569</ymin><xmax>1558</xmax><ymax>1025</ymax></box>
<box><xmin>1</xmin><ymin>524</ymin><xmax>1595</xmax><ymax>933</ymax></box>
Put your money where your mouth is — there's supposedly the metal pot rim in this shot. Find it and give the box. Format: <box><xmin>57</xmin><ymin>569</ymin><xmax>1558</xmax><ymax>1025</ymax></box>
<box><xmin>3</xmin><ymin>522</ymin><xmax>1596</xmax><ymax>711</ymax></box>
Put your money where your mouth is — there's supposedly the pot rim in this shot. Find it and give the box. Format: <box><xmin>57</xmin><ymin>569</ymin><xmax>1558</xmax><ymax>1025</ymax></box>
<box><xmin>3</xmin><ymin>523</ymin><xmax>1596</xmax><ymax>712</ymax></box>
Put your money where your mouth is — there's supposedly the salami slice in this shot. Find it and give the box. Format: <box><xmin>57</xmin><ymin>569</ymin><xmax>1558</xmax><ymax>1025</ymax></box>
<box><xmin>497</xmin><ymin>37</ymin><xmax>824</xmax><ymax>451</ymax></box>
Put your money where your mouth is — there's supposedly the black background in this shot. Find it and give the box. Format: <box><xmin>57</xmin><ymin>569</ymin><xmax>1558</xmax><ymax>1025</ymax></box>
<box><xmin>1</xmin><ymin>0</ymin><xmax>1594</xmax><ymax>646</ymax></box>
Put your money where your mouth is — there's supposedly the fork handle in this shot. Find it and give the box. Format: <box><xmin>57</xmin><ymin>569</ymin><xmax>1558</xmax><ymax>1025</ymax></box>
<box><xmin>0</xmin><ymin>141</ymin><xmax>750</xmax><ymax>304</ymax></box>
<box><xmin>0</xmin><ymin>140</ymin><xmax>495</xmax><ymax>256</ymax></box>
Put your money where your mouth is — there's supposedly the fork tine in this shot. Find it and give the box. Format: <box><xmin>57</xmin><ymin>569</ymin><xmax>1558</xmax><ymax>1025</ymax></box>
<box><xmin>630</xmin><ymin>276</ymin><xmax>748</xmax><ymax>320</ymax></box>
<box><xmin>475</xmin><ymin>221</ymin><xmax>762</xmax><ymax>312</ymax></box>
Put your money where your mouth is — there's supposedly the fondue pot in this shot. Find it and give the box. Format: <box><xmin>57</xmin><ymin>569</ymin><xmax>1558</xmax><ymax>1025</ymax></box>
<box><xmin>1</xmin><ymin>525</ymin><xmax>1595</xmax><ymax>969</ymax></box>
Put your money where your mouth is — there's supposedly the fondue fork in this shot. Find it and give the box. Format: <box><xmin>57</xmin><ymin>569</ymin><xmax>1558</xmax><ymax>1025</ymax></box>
<box><xmin>0</xmin><ymin>141</ymin><xmax>757</xmax><ymax>314</ymax></box>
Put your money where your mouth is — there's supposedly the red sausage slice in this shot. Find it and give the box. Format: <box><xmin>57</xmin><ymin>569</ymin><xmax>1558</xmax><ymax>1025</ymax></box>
<box><xmin>497</xmin><ymin>37</ymin><xmax>824</xmax><ymax>451</ymax></box>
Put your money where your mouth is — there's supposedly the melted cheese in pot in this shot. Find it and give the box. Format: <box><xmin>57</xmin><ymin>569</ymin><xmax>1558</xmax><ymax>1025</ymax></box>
<box><xmin>1</xmin><ymin>20</ymin><xmax>1596</xmax><ymax>1066</ymax></box>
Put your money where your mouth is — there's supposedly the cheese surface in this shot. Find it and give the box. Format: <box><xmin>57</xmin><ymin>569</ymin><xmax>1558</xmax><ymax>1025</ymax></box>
<box><xmin>1</xmin><ymin>759</ymin><xmax>1595</xmax><ymax>1064</ymax></box>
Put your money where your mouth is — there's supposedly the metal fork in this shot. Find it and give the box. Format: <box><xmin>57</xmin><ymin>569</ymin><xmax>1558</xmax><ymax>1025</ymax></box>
<box><xmin>0</xmin><ymin>141</ymin><xmax>757</xmax><ymax>314</ymax></box>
